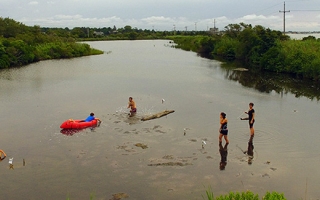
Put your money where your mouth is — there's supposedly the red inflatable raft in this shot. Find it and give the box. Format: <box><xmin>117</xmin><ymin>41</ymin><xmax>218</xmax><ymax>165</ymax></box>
<box><xmin>60</xmin><ymin>119</ymin><xmax>98</xmax><ymax>129</ymax></box>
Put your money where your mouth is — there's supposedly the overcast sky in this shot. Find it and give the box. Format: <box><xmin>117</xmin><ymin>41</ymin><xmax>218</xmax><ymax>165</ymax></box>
<box><xmin>1</xmin><ymin>0</ymin><xmax>320</xmax><ymax>32</ymax></box>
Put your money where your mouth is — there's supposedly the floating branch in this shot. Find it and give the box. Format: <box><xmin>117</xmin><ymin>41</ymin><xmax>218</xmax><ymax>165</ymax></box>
<box><xmin>141</xmin><ymin>110</ymin><xmax>175</xmax><ymax>121</ymax></box>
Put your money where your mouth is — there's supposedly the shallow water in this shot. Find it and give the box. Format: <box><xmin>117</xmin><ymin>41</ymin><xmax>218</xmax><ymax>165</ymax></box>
<box><xmin>1</xmin><ymin>40</ymin><xmax>320</xmax><ymax>200</ymax></box>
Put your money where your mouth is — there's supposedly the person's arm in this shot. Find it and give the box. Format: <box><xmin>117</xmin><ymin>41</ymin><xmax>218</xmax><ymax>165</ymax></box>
<box><xmin>220</xmin><ymin>118</ymin><xmax>227</xmax><ymax>129</ymax></box>
<box><xmin>220</xmin><ymin>117</ymin><xmax>224</xmax><ymax>125</ymax></box>
<box><xmin>241</xmin><ymin>111</ymin><xmax>249</xmax><ymax>120</ymax></box>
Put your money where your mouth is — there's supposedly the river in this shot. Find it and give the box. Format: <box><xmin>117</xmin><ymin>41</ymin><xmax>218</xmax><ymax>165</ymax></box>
<box><xmin>0</xmin><ymin>40</ymin><xmax>320</xmax><ymax>200</ymax></box>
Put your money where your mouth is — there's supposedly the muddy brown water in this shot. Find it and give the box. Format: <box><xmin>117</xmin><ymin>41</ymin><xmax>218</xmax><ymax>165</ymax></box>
<box><xmin>1</xmin><ymin>40</ymin><xmax>320</xmax><ymax>200</ymax></box>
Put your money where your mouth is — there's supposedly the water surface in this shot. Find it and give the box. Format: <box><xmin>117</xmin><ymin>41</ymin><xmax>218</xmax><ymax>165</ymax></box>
<box><xmin>1</xmin><ymin>40</ymin><xmax>319</xmax><ymax>200</ymax></box>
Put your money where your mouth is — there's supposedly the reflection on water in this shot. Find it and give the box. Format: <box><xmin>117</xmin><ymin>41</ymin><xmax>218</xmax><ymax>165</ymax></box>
<box><xmin>219</xmin><ymin>143</ymin><xmax>228</xmax><ymax>170</ymax></box>
<box><xmin>60</xmin><ymin>128</ymin><xmax>85</xmax><ymax>136</ymax></box>
<box><xmin>221</xmin><ymin>61</ymin><xmax>320</xmax><ymax>101</ymax></box>
<box><xmin>236</xmin><ymin>135</ymin><xmax>255</xmax><ymax>165</ymax></box>
<box><xmin>246</xmin><ymin>136</ymin><xmax>254</xmax><ymax>165</ymax></box>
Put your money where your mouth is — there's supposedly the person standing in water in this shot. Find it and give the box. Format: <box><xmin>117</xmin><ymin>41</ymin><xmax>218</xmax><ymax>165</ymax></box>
<box><xmin>127</xmin><ymin>97</ymin><xmax>137</xmax><ymax>115</ymax></box>
<box><xmin>241</xmin><ymin>102</ymin><xmax>255</xmax><ymax>136</ymax></box>
<box><xmin>219</xmin><ymin>112</ymin><xmax>229</xmax><ymax>144</ymax></box>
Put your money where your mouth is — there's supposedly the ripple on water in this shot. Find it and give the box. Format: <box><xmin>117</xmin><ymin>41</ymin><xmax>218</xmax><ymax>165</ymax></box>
<box><xmin>232</xmin><ymin>121</ymin><xmax>308</xmax><ymax>160</ymax></box>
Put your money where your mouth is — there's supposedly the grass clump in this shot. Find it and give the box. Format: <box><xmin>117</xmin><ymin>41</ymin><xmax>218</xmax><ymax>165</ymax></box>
<box><xmin>203</xmin><ymin>189</ymin><xmax>286</xmax><ymax>200</ymax></box>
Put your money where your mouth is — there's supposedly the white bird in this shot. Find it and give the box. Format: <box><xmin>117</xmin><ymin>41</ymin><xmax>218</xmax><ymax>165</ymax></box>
<box><xmin>162</xmin><ymin>99</ymin><xmax>165</xmax><ymax>104</ymax></box>
<box><xmin>202</xmin><ymin>140</ymin><xmax>206</xmax><ymax>149</ymax></box>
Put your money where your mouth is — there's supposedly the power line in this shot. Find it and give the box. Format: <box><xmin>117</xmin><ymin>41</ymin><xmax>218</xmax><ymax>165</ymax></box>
<box><xmin>290</xmin><ymin>10</ymin><xmax>320</xmax><ymax>11</ymax></box>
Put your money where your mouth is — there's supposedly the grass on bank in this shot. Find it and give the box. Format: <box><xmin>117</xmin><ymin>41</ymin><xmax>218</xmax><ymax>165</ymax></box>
<box><xmin>202</xmin><ymin>188</ymin><xmax>286</xmax><ymax>200</ymax></box>
<box><xmin>65</xmin><ymin>189</ymin><xmax>286</xmax><ymax>200</ymax></box>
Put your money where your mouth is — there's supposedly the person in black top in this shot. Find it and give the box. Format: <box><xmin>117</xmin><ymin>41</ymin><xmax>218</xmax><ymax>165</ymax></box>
<box><xmin>241</xmin><ymin>102</ymin><xmax>255</xmax><ymax>136</ymax></box>
<box><xmin>219</xmin><ymin>112</ymin><xmax>229</xmax><ymax>144</ymax></box>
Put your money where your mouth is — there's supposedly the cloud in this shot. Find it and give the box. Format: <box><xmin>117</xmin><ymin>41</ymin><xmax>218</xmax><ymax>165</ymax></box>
<box><xmin>47</xmin><ymin>1</ymin><xmax>55</xmax><ymax>5</ymax></box>
<box><xmin>8</xmin><ymin>0</ymin><xmax>320</xmax><ymax>31</ymax></box>
<box><xmin>29</xmin><ymin>1</ymin><xmax>38</xmax><ymax>5</ymax></box>
<box><xmin>21</xmin><ymin>15</ymin><xmax>125</xmax><ymax>28</ymax></box>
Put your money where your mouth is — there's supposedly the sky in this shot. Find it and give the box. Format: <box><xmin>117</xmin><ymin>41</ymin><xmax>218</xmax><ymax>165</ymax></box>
<box><xmin>1</xmin><ymin>0</ymin><xmax>320</xmax><ymax>32</ymax></box>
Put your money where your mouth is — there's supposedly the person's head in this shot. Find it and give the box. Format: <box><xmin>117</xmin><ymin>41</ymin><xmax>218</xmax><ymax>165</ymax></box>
<box><xmin>220</xmin><ymin>162</ymin><xmax>226</xmax><ymax>170</ymax></box>
<box><xmin>220</xmin><ymin>112</ymin><xmax>226</xmax><ymax>119</ymax></box>
<box><xmin>129</xmin><ymin>97</ymin><xmax>133</xmax><ymax>101</ymax></box>
<box><xmin>90</xmin><ymin>113</ymin><xmax>94</xmax><ymax>116</ymax></box>
<box><xmin>249</xmin><ymin>102</ymin><xmax>254</xmax><ymax>108</ymax></box>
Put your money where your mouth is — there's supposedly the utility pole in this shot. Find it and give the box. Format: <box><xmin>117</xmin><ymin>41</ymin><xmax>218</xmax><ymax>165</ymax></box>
<box><xmin>279</xmin><ymin>1</ymin><xmax>290</xmax><ymax>34</ymax></box>
<box><xmin>194</xmin><ymin>22</ymin><xmax>197</xmax><ymax>31</ymax></box>
<box><xmin>185</xmin><ymin>26</ymin><xmax>188</xmax><ymax>31</ymax></box>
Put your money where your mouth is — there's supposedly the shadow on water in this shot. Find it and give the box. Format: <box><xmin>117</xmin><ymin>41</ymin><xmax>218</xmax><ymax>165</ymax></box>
<box><xmin>220</xmin><ymin>61</ymin><xmax>320</xmax><ymax>101</ymax></box>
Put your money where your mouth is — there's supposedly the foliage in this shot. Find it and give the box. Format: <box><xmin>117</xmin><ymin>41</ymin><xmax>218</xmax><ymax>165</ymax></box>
<box><xmin>213</xmin><ymin>37</ymin><xmax>239</xmax><ymax>60</ymax></box>
<box><xmin>170</xmin><ymin>23</ymin><xmax>320</xmax><ymax>80</ymax></box>
<box><xmin>167</xmin><ymin>35</ymin><xmax>205</xmax><ymax>52</ymax></box>
<box><xmin>202</xmin><ymin>189</ymin><xmax>286</xmax><ymax>200</ymax></box>
<box><xmin>0</xmin><ymin>17</ymin><xmax>103</xmax><ymax>69</ymax></box>
<box><xmin>202</xmin><ymin>186</ymin><xmax>214</xmax><ymax>200</ymax></box>
<box><xmin>262</xmin><ymin>192</ymin><xmax>286</xmax><ymax>200</ymax></box>
<box><xmin>280</xmin><ymin>39</ymin><xmax>320</xmax><ymax>79</ymax></box>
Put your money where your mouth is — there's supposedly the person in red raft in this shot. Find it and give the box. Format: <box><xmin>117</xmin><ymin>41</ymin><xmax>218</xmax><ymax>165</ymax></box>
<box><xmin>81</xmin><ymin>113</ymin><xmax>100</xmax><ymax>122</ymax></box>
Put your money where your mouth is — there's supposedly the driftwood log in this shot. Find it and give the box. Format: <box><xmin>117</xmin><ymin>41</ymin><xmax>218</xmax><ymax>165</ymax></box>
<box><xmin>141</xmin><ymin>110</ymin><xmax>175</xmax><ymax>121</ymax></box>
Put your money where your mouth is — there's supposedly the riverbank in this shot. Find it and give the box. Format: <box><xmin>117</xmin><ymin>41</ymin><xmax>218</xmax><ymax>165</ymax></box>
<box><xmin>167</xmin><ymin>25</ymin><xmax>320</xmax><ymax>81</ymax></box>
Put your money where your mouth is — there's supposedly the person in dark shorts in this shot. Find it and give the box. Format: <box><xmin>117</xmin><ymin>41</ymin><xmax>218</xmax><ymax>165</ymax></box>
<box><xmin>219</xmin><ymin>112</ymin><xmax>229</xmax><ymax>144</ymax></box>
<box><xmin>127</xmin><ymin>97</ymin><xmax>137</xmax><ymax>116</ymax></box>
<box><xmin>241</xmin><ymin>102</ymin><xmax>255</xmax><ymax>136</ymax></box>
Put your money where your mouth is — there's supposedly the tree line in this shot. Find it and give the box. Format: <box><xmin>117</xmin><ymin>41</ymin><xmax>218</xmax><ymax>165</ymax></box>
<box><xmin>0</xmin><ymin>17</ymin><xmax>103</xmax><ymax>68</ymax></box>
<box><xmin>0</xmin><ymin>17</ymin><xmax>212</xmax><ymax>69</ymax></box>
<box><xmin>168</xmin><ymin>23</ymin><xmax>320</xmax><ymax>81</ymax></box>
<box><xmin>2</xmin><ymin>17</ymin><xmax>320</xmax><ymax>81</ymax></box>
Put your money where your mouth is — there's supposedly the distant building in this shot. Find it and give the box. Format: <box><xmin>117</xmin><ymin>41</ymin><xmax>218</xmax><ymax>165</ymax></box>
<box><xmin>209</xmin><ymin>27</ymin><xmax>219</xmax><ymax>34</ymax></box>
<box><xmin>93</xmin><ymin>31</ymin><xmax>104</xmax><ymax>36</ymax></box>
